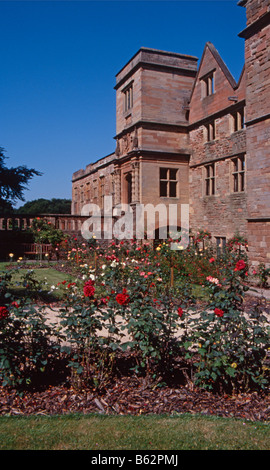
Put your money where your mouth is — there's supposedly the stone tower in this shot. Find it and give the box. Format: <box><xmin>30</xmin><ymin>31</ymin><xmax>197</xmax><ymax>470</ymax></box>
<box><xmin>239</xmin><ymin>0</ymin><xmax>270</xmax><ymax>265</ymax></box>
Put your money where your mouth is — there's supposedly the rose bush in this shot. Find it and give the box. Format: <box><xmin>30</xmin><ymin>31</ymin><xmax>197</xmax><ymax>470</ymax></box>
<box><xmin>0</xmin><ymin>232</ymin><xmax>269</xmax><ymax>394</ymax></box>
<box><xmin>0</xmin><ymin>298</ymin><xmax>60</xmax><ymax>390</ymax></box>
<box><xmin>184</xmin><ymin>255</ymin><xmax>269</xmax><ymax>393</ymax></box>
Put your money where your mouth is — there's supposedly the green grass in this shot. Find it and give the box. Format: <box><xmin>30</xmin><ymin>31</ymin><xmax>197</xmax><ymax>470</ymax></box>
<box><xmin>12</xmin><ymin>266</ymin><xmax>71</xmax><ymax>286</ymax></box>
<box><xmin>0</xmin><ymin>263</ymin><xmax>74</xmax><ymax>300</ymax></box>
<box><xmin>0</xmin><ymin>413</ymin><xmax>269</xmax><ymax>450</ymax></box>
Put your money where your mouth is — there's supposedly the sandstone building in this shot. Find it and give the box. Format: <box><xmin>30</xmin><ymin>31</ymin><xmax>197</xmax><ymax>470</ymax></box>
<box><xmin>72</xmin><ymin>0</ymin><xmax>270</xmax><ymax>266</ymax></box>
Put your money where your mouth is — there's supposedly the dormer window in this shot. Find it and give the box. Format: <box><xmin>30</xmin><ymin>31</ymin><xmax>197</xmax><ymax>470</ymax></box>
<box><xmin>201</xmin><ymin>71</ymin><xmax>215</xmax><ymax>98</ymax></box>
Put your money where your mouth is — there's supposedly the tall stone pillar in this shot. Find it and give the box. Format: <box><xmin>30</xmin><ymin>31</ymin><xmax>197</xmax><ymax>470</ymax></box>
<box><xmin>113</xmin><ymin>168</ymin><xmax>121</xmax><ymax>206</ymax></box>
<box><xmin>132</xmin><ymin>160</ymin><xmax>140</xmax><ymax>204</ymax></box>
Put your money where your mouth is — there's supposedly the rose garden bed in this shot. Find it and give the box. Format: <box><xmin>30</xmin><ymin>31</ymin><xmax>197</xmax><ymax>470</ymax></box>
<box><xmin>1</xmin><ymin>234</ymin><xmax>270</xmax><ymax>422</ymax></box>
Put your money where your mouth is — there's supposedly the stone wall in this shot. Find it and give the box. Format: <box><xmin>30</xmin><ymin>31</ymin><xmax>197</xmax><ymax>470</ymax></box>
<box><xmin>188</xmin><ymin>42</ymin><xmax>247</xmax><ymax>242</ymax></box>
<box><xmin>239</xmin><ymin>0</ymin><xmax>270</xmax><ymax>266</ymax></box>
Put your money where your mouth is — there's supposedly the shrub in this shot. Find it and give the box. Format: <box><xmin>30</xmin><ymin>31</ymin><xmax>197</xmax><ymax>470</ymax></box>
<box><xmin>1</xmin><ymin>235</ymin><xmax>269</xmax><ymax>395</ymax></box>
<box><xmin>184</xmin><ymin>255</ymin><xmax>270</xmax><ymax>393</ymax></box>
<box><xmin>254</xmin><ymin>263</ymin><xmax>270</xmax><ymax>288</ymax></box>
<box><xmin>58</xmin><ymin>276</ymin><xmax>123</xmax><ymax>390</ymax></box>
<box><xmin>0</xmin><ymin>299</ymin><xmax>60</xmax><ymax>390</ymax></box>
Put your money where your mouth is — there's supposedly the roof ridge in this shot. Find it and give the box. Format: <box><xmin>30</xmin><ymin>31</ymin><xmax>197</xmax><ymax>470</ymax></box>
<box><xmin>206</xmin><ymin>42</ymin><xmax>237</xmax><ymax>89</ymax></box>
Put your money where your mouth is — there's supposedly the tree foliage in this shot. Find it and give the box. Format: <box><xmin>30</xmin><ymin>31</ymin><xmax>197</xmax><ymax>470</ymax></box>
<box><xmin>30</xmin><ymin>217</ymin><xmax>64</xmax><ymax>247</ymax></box>
<box><xmin>16</xmin><ymin>198</ymin><xmax>71</xmax><ymax>215</ymax></box>
<box><xmin>0</xmin><ymin>147</ymin><xmax>41</xmax><ymax>213</ymax></box>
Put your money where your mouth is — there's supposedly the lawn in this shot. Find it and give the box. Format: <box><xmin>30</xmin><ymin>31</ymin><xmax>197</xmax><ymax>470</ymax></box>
<box><xmin>0</xmin><ymin>413</ymin><xmax>269</xmax><ymax>450</ymax></box>
<box><xmin>0</xmin><ymin>262</ymin><xmax>74</xmax><ymax>300</ymax></box>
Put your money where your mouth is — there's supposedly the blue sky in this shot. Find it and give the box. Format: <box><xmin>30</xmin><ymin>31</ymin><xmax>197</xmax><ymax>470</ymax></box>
<box><xmin>0</xmin><ymin>0</ymin><xmax>247</xmax><ymax>208</ymax></box>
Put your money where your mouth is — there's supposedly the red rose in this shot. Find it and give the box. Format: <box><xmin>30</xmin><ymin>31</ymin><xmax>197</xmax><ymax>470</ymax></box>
<box><xmin>11</xmin><ymin>301</ymin><xmax>19</xmax><ymax>308</ymax></box>
<box><xmin>67</xmin><ymin>282</ymin><xmax>76</xmax><ymax>288</ymax></box>
<box><xmin>234</xmin><ymin>260</ymin><xmax>246</xmax><ymax>271</ymax></box>
<box><xmin>83</xmin><ymin>280</ymin><xmax>95</xmax><ymax>297</ymax></box>
<box><xmin>214</xmin><ymin>308</ymin><xmax>224</xmax><ymax>317</ymax></box>
<box><xmin>177</xmin><ymin>307</ymin><xmax>183</xmax><ymax>317</ymax></box>
<box><xmin>116</xmin><ymin>289</ymin><xmax>130</xmax><ymax>306</ymax></box>
<box><xmin>0</xmin><ymin>306</ymin><xmax>9</xmax><ymax>320</ymax></box>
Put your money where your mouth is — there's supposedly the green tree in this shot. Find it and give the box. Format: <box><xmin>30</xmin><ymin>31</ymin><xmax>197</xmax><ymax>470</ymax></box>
<box><xmin>0</xmin><ymin>147</ymin><xmax>41</xmax><ymax>213</ymax></box>
<box><xmin>30</xmin><ymin>218</ymin><xmax>64</xmax><ymax>247</ymax></box>
<box><xmin>16</xmin><ymin>198</ymin><xmax>71</xmax><ymax>215</ymax></box>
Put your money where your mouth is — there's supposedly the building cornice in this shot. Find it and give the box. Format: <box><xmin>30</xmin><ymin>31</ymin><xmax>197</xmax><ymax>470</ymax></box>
<box><xmin>247</xmin><ymin>217</ymin><xmax>270</xmax><ymax>222</ymax></box>
<box><xmin>188</xmin><ymin>99</ymin><xmax>246</xmax><ymax>131</ymax></box>
<box><xmin>114</xmin><ymin>120</ymin><xmax>189</xmax><ymax>140</ymax></box>
<box><xmin>115</xmin><ymin>61</ymin><xmax>197</xmax><ymax>90</ymax></box>
<box><xmin>245</xmin><ymin>112</ymin><xmax>270</xmax><ymax>127</ymax></box>
<box><xmin>238</xmin><ymin>11</ymin><xmax>270</xmax><ymax>39</ymax></box>
<box><xmin>125</xmin><ymin>149</ymin><xmax>190</xmax><ymax>161</ymax></box>
<box><xmin>189</xmin><ymin>150</ymin><xmax>246</xmax><ymax>169</ymax></box>
<box><xmin>115</xmin><ymin>47</ymin><xmax>198</xmax><ymax>77</ymax></box>
<box><xmin>72</xmin><ymin>153</ymin><xmax>115</xmax><ymax>182</ymax></box>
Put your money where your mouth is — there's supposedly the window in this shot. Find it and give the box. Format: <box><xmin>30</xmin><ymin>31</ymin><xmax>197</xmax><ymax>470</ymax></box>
<box><xmin>73</xmin><ymin>188</ymin><xmax>78</xmax><ymax>214</ymax></box>
<box><xmin>99</xmin><ymin>177</ymin><xmax>105</xmax><ymax>209</ymax></box>
<box><xmin>160</xmin><ymin>168</ymin><xmax>178</xmax><ymax>198</ymax></box>
<box><xmin>201</xmin><ymin>72</ymin><xmax>215</xmax><ymax>98</ymax></box>
<box><xmin>232</xmin><ymin>155</ymin><xmax>245</xmax><ymax>192</ymax></box>
<box><xmin>123</xmin><ymin>83</ymin><xmax>133</xmax><ymax>113</ymax></box>
<box><xmin>231</xmin><ymin>108</ymin><xmax>245</xmax><ymax>132</ymax></box>
<box><xmin>216</xmin><ymin>237</ymin><xmax>226</xmax><ymax>256</ymax></box>
<box><xmin>124</xmin><ymin>172</ymin><xmax>132</xmax><ymax>204</ymax></box>
<box><xmin>86</xmin><ymin>183</ymin><xmax>90</xmax><ymax>202</ymax></box>
<box><xmin>205</xmin><ymin>164</ymin><xmax>215</xmax><ymax>196</ymax></box>
<box><xmin>205</xmin><ymin>120</ymin><xmax>216</xmax><ymax>141</ymax></box>
<box><xmin>80</xmin><ymin>186</ymin><xmax>84</xmax><ymax>203</ymax></box>
<box><xmin>93</xmin><ymin>181</ymin><xmax>98</xmax><ymax>204</ymax></box>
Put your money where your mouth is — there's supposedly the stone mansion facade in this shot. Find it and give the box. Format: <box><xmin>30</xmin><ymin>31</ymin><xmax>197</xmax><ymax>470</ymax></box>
<box><xmin>72</xmin><ymin>0</ymin><xmax>270</xmax><ymax>266</ymax></box>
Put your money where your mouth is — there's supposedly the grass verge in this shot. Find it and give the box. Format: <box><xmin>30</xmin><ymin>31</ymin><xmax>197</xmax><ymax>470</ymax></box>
<box><xmin>0</xmin><ymin>413</ymin><xmax>269</xmax><ymax>450</ymax></box>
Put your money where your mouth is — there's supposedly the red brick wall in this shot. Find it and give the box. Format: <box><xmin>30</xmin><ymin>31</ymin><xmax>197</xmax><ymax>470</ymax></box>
<box><xmin>140</xmin><ymin>68</ymin><xmax>194</xmax><ymax>125</ymax></box>
<box><xmin>247</xmin><ymin>221</ymin><xmax>270</xmax><ymax>265</ymax></box>
<box><xmin>245</xmin><ymin>25</ymin><xmax>270</xmax><ymax>123</ymax></box>
<box><xmin>189</xmin><ymin>44</ymin><xmax>239</xmax><ymax>125</ymax></box>
<box><xmin>116</xmin><ymin>67</ymin><xmax>142</xmax><ymax>136</ymax></box>
<box><xmin>240</xmin><ymin>0</ymin><xmax>270</xmax><ymax>266</ymax></box>
<box><xmin>188</xmin><ymin>42</ymin><xmax>247</xmax><ymax>242</ymax></box>
<box><xmin>245</xmin><ymin>0</ymin><xmax>270</xmax><ymax>26</ymax></box>
<box><xmin>190</xmin><ymin>160</ymin><xmax>248</xmax><ymax>240</ymax></box>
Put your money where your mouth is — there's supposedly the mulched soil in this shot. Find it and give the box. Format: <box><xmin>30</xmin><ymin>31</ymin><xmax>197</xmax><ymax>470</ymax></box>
<box><xmin>1</xmin><ymin>285</ymin><xmax>270</xmax><ymax>422</ymax></box>
<box><xmin>1</xmin><ymin>377</ymin><xmax>270</xmax><ymax>422</ymax></box>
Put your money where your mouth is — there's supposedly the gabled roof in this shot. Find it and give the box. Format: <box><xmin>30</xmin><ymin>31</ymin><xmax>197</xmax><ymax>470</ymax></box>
<box><xmin>189</xmin><ymin>42</ymin><xmax>237</xmax><ymax>102</ymax></box>
<box><xmin>206</xmin><ymin>42</ymin><xmax>237</xmax><ymax>88</ymax></box>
